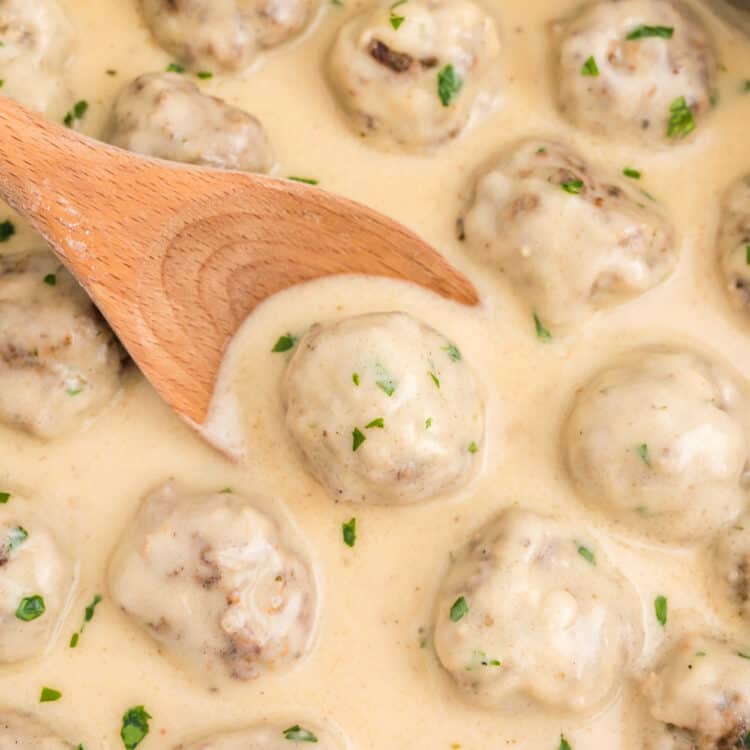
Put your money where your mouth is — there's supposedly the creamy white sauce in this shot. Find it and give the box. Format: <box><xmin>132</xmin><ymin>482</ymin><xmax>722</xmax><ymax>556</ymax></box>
<box><xmin>2</xmin><ymin>0</ymin><xmax>750</xmax><ymax>748</ymax></box>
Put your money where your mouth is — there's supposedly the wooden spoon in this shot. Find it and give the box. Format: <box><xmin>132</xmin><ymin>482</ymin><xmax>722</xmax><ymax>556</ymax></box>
<box><xmin>0</xmin><ymin>96</ymin><xmax>479</xmax><ymax>433</ymax></box>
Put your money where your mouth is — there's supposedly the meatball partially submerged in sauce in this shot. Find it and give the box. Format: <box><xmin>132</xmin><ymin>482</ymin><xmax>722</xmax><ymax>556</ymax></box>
<box><xmin>0</xmin><ymin>251</ymin><xmax>125</xmax><ymax>439</ymax></box>
<box><xmin>717</xmin><ymin>175</ymin><xmax>750</xmax><ymax>317</ymax></box>
<box><xmin>433</xmin><ymin>509</ymin><xmax>643</xmax><ymax>714</ymax></box>
<box><xmin>564</xmin><ymin>347</ymin><xmax>750</xmax><ymax>543</ymax></box>
<box><xmin>140</xmin><ymin>0</ymin><xmax>314</xmax><ymax>72</ymax></box>
<box><xmin>0</xmin><ymin>710</ymin><xmax>75</xmax><ymax>749</ymax></box>
<box><xmin>460</xmin><ymin>140</ymin><xmax>674</xmax><ymax>332</ymax></box>
<box><xmin>0</xmin><ymin>0</ymin><xmax>75</xmax><ymax>119</ymax></box>
<box><xmin>0</xmin><ymin>506</ymin><xmax>75</xmax><ymax>664</ymax></box>
<box><xmin>328</xmin><ymin>0</ymin><xmax>500</xmax><ymax>150</ymax></box>
<box><xmin>109</xmin><ymin>482</ymin><xmax>317</xmax><ymax>682</ymax></box>
<box><xmin>109</xmin><ymin>73</ymin><xmax>274</xmax><ymax>173</ymax></box>
<box><xmin>711</xmin><ymin>512</ymin><xmax>750</xmax><ymax>619</ymax></box>
<box><xmin>642</xmin><ymin>634</ymin><xmax>750</xmax><ymax>750</ymax></box>
<box><xmin>552</xmin><ymin>0</ymin><xmax>716</xmax><ymax>143</ymax></box>
<box><xmin>174</xmin><ymin>723</ymin><xmax>346</xmax><ymax>749</ymax></box>
<box><xmin>282</xmin><ymin>312</ymin><xmax>484</xmax><ymax>505</ymax></box>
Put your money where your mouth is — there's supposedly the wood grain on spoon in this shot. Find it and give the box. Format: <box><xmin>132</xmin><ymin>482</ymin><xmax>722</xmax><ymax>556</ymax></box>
<box><xmin>0</xmin><ymin>95</ymin><xmax>479</xmax><ymax>429</ymax></box>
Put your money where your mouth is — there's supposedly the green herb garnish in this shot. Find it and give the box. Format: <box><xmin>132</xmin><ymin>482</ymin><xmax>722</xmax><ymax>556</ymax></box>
<box><xmin>425</xmin><ymin>417</ymin><xmax>432</xmax><ymax>429</ymax></box>
<box><xmin>16</xmin><ymin>595</ymin><xmax>46</xmax><ymax>622</ymax></box>
<box><xmin>352</xmin><ymin>427</ymin><xmax>366</xmax><ymax>452</ymax></box>
<box><xmin>352</xmin><ymin>372</ymin><xmax>360</xmax><ymax>386</ymax></box>
<box><xmin>0</xmin><ymin>492</ymin><xmax>10</xmax><ymax>504</ymax></box>
<box><xmin>561</xmin><ymin>179</ymin><xmax>584</xmax><ymax>194</ymax></box>
<box><xmin>0</xmin><ymin>220</ymin><xmax>15</xmax><ymax>242</ymax></box>
<box><xmin>533</xmin><ymin>313</ymin><xmax>551</xmax><ymax>341</ymax></box>
<box><xmin>389</xmin><ymin>0</ymin><xmax>406</xmax><ymax>29</ymax></box>
<box><xmin>637</xmin><ymin>443</ymin><xmax>651</xmax><ymax>466</ymax></box>
<box><xmin>64</xmin><ymin>100</ymin><xmax>89</xmax><ymax>127</ymax></box>
<box><xmin>288</xmin><ymin>176</ymin><xmax>319</xmax><ymax>185</ymax></box>
<box><xmin>577</xmin><ymin>544</ymin><xmax>596</xmax><ymax>565</ymax></box>
<box><xmin>365</xmin><ymin>417</ymin><xmax>384</xmax><ymax>429</ymax></box>
<box><xmin>666</xmin><ymin>96</ymin><xmax>695</xmax><ymax>138</ymax></box>
<box><xmin>282</xmin><ymin>725</ymin><xmax>318</xmax><ymax>742</ymax></box>
<box><xmin>450</xmin><ymin>596</ymin><xmax>469</xmax><ymax>622</ymax></box>
<box><xmin>559</xmin><ymin>735</ymin><xmax>573</xmax><ymax>750</ymax></box>
<box><xmin>437</xmin><ymin>64</ymin><xmax>463</xmax><ymax>107</ymax></box>
<box><xmin>468</xmin><ymin>441</ymin><xmax>478</xmax><ymax>453</ymax></box>
<box><xmin>623</xmin><ymin>167</ymin><xmax>641</xmax><ymax>179</ymax></box>
<box><xmin>70</xmin><ymin>594</ymin><xmax>103</xmax><ymax>648</ymax></box>
<box><xmin>443</xmin><ymin>343</ymin><xmax>462</xmax><ymax>361</ymax></box>
<box><xmin>654</xmin><ymin>595</ymin><xmax>668</xmax><ymax>626</ymax></box>
<box><xmin>121</xmin><ymin>706</ymin><xmax>151</xmax><ymax>749</ymax></box>
<box><xmin>342</xmin><ymin>518</ymin><xmax>356</xmax><ymax>547</ymax></box>
<box><xmin>7</xmin><ymin>525</ymin><xmax>28</xmax><ymax>552</ymax></box>
<box><xmin>428</xmin><ymin>371</ymin><xmax>440</xmax><ymax>388</ymax></box>
<box><xmin>196</xmin><ymin>71</ymin><xmax>213</xmax><ymax>79</ymax></box>
<box><xmin>581</xmin><ymin>56</ymin><xmax>599</xmax><ymax>76</ymax></box>
<box><xmin>44</xmin><ymin>273</ymin><xmax>57</xmax><ymax>286</ymax></box>
<box><xmin>166</xmin><ymin>63</ymin><xmax>185</xmax><ymax>73</ymax></box>
<box><xmin>272</xmin><ymin>333</ymin><xmax>297</xmax><ymax>352</ymax></box>
<box><xmin>40</xmin><ymin>687</ymin><xmax>62</xmax><ymax>703</ymax></box>
<box><xmin>626</xmin><ymin>25</ymin><xmax>674</xmax><ymax>40</ymax></box>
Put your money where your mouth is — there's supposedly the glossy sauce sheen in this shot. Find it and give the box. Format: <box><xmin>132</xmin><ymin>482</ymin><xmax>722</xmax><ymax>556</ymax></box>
<box><xmin>3</xmin><ymin>0</ymin><xmax>750</xmax><ymax>748</ymax></box>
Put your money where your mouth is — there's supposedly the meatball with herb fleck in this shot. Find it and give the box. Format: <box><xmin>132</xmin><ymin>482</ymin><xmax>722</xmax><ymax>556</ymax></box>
<box><xmin>460</xmin><ymin>140</ymin><xmax>674</xmax><ymax>333</ymax></box>
<box><xmin>174</xmin><ymin>723</ymin><xmax>347</xmax><ymax>749</ymax></box>
<box><xmin>642</xmin><ymin>634</ymin><xmax>750</xmax><ymax>749</ymax></box>
<box><xmin>717</xmin><ymin>175</ymin><xmax>750</xmax><ymax>318</ymax></box>
<box><xmin>0</xmin><ymin>710</ymin><xmax>75</xmax><ymax>749</ymax></box>
<box><xmin>140</xmin><ymin>0</ymin><xmax>315</xmax><ymax>73</ymax></box>
<box><xmin>0</xmin><ymin>505</ymin><xmax>75</xmax><ymax>665</ymax></box>
<box><xmin>433</xmin><ymin>509</ymin><xmax>643</xmax><ymax>714</ymax></box>
<box><xmin>109</xmin><ymin>482</ymin><xmax>317</xmax><ymax>683</ymax></box>
<box><xmin>327</xmin><ymin>0</ymin><xmax>500</xmax><ymax>150</ymax></box>
<box><xmin>552</xmin><ymin>0</ymin><xmax>716</xmax><ymax>143</ymax></box>
<box><xmin>282</xmin><ymin>312</ymin><xmax>484</xmax><ymax>505</ymax></box>
<box><xmin>109</xmin><ymin>73</ymin><xmax>274</xmax><ymax>173</ymax></box>
<box><xmin>563</xmin><ymin>347</ymin><xmax>750</xmax><ymax>543</ymax></box>
<box><xmin>0</xmin><ymin>251</ymin><xmax>126</xmax><ymax>439</ymax></box>
<box><xmin>0</xmin><ymin>0</ymin><xmax>75</xmax><ymax>120</ymax></box>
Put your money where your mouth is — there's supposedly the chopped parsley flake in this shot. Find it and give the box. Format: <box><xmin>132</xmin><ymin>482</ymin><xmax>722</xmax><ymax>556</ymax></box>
<box><xmin>282</xmin><ymin>725</ymin><xmax>318</xmax><ymax>742</ymax></box>
<box><xmin>443</xmin><ymin>343</ymin><xmax>462</xmax><ymax>361</ymax></box>
<box><xmin>7</xmin><ymin>525</ymin><xmax>28</xmax><ymax>552</ymax></box>
<box><xmin>450</xmin><ymin>596</ymin><xmax>469</xmax><ymax>622</ymax></box>
<box><xmin>533</xmin><ymin>313</ymin><xmax>552</xmax><ymax>341</ymax></box>
<box><xmin>743</xmin><ymin>80</ymin><xmax>750</xmax><ymax>93</ymax></box>
<box><xmin>739</xmin><ymin>651</ymin><xmax>750</xmax><ymax>660</ymax></box>
<box><xmin>437</xmin><ymin>64</ymin><xmax>463</xmax><ymax>107</ymax></box>
<box><xmin>428</xmin><ymin>371</ymin><xmax>440</xmax><ymax>388</ymax></box>
<box><xmin>425</xmin><ymin>417</ymin><xmax>432</xmax><ymax>429</ymax></box>
<box><xmin>342</xmin><ymin>517</ymin><xmax>356</xmax><ymax>547</ymax></box>
<box><xmin>560</xmin><ymin>179</ymin><xmax>584</xmax><ymax>194</ymax></box>
<box><xmin>559</xmin><ymin>735</ymin><xmax>573</xmax><ymax>750</ymax></box>
<box><xmin>365</xmin><ymin>417</ymin><xmax>384</xmax><ymax>429</ymax></box>
<box><xmin>465</xmin><ymin>649</ymin><xmax>501</xmax><ymax>670</ymax></box>
<box><xmin>67</xmin><ymin>387</ymin><xmax>82</xmax><ymax>396</ymax></box>
<box><xmin>375</xmin><ymin>364</ymin><xmax>396</xmax><ymax>396</ymax></box>
<box><xmin>40</xmin><ymin>687</ymin><xmax>62</xmax><ymax>703</ymax></box>
<box><xmin>352</xmin><ymin>427</ymin><xmax>366</xmax><ymax>452</ymax></box>
<box><xmin>166</xmin><ymin>63</ymin><xmax>185</xmax><ymax>73</ymax></box>
<box><xmin>389</xmin><ymin>0</ymin><xmax>407</xmax><ymax>29</ymax></box>
<box><xmin>666</xmin><ymin>96</ymin><xmax>696</xmax><ymax>139</ymax></box>
<box><xmin>70</xmin><ymin>633</ymin><xmax>79</xmax><ymax>648</ymax></box>
<box><xmin>654</xmin><ymin>595</ymin><xmax>668</xmax><ymax>626</ymax></box>
<box><xmin>623</xmin><ymin>167</ymin><xmax>641</xmax><ymax>179</ymax></box>
<box><xmin>272</xmin><ymin>333</ymin><xmax>297</xmax><ymax>352</ymax></box>
<box><xmin>70</xmin><ymin>594</ymin><xmax>103</xmax><ymax>648</ymax></box>
<box><xmin>581</xmin><ymin>55</ymin><xmax>599</xmax><ymax>77</ymax></box>
<box><xmin>352</xmin><ymin>372</ymin><xmax>360</xmax><ymax>386</ymax></box>
<box><xmin>44</xmin><ymin>273</ymin><xmax>57</xmax><ymax>286</ymax></box>
<box><xmin>637</xmin><ymin>443</ymin><xmax>651</xmax><ymax>466</ymax></box>
<box><xmin>577</xmin><ymin>544</ymin><xmax>596</xmax><ymax>565</ymax></box>
<box><xmin>0</xmin><ymin>492</ymin><xmax>10</xmax><ymax>504</ymax></box>
<box><xmin>288</xmin><ymin>176</ymin><xmax>319</xmax><ymax>185</ymax></box>
<box><xmin>121</xmin><ymin>706</ymin><xmax>151</xmax><ymax>749</ymax></box>
<box><xmin>626</xmin><ymin>25</ymin><xmax>674</xmax><ymax>40</ymax></box>
<box><xmin>16</xmin><ymin>595</ymin><xmax>46</xmax><ymax>622</ymax></box>
<box><xmin>196</xmin><ymin>71</ymin><xmax>213</xmax><ymax>79</ymax></box>
<box><xmin>331</xmin><ymin>0</ymin><xmax>343</xmax><ymax>6</ymax></box>
<box><xmin>746</xmin><ymin>244</ymin><xmax>750</xmax><ymax>265</ymax></box>
<box><xmin>64</xmin><ymin>100</ymin><xmax>89</xmax><ymax>127</ymax></box>
<box><xmin>0</xmin><ymin>220</ymin><xmax>16</xmax><ymax>242</ymax></box>
<box><xmin>0</xmin><ymin>80</ymin><xmax>3</xmax><ymax>88</ymax></box>
<box><xmin>468</xmin><ymin>441</ymin><xmax>478</xmax><ymax>454</ymax></box>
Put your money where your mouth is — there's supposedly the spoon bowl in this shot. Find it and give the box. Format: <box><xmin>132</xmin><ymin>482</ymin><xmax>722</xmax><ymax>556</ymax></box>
<box><xmin>0</xmin><ymin>96</ymin><xmax>478</xmax><ymax>432</ymax></box>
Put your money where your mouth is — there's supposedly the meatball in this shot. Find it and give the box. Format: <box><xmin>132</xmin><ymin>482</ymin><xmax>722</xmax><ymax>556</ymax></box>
<box><xmin>711</xmin><ymin>513</ymin><xmax>750</xmax><ymax>619</ymax></box>
<box><xmin>552</xmin><ymin>0</ymin><xmax>716</xmax><ymax>143</ymax></box>
<box><xmin>0</xmin><ymin>710</ymin><xmax>74</xmax><ymax>749</ymax></box>
<box><xmin>282</xmin><ymin>312</ymin><xmax>484</xmax><ymax>505</ymax></box>
<box><xmin>109</xmin><ymin>482</ymin><xmax>317</xmax><ymax>682</ymax></box>
<box><xmin>0</xmin><ymin>251</ymin><xmax>125</xmax><ymax>439</ymax></box>
<box><xmin>109</xmin><ymin>73</ymin><xmax>274</xmax><ymax>173</ymax></box>
<box><xmin>174</xmin><ymin>723</ymin><xmax>345</xmax><ymax>749</ymax></box>
<box><xmin>327</xmin><ymin>0</ymin><xmax>500</xmax><ymax>150</ymax></box>
<box><xmin>433</xmin><ymin>509</ymin><xmax>643</xmax><ymax>713</ymax></box>
<box><xmin>139</xmin><ymin>0</ymin><xmax>314</xmax><ymax>73</ymax></box>
<box><xmin>717</xmin><ymin>175</ymin><xmax>750</xmax><ymax>316</ymax></box>
<box><xmin>460</xmin><ymin>140</ymin><xmax>675</xmax><ymax>333</ymax></box>
<box><xmin>563</xmin><ymin>347</ymin><xmax>750</xmax><ymax>543</ymax></box>
<box><xmin>0</xmin><ymin>0</ymin><xmax>74</xmax><ymax>119</ymax></box>
<box><xmin>642</xmin><ymin>634</ymin><xmax>750</xmax><ymax>749</ymax></box>
<box><xmin>0</xmin><ymin>507</ymin><xmax>75</xmax><ymax>664</ymax></box>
